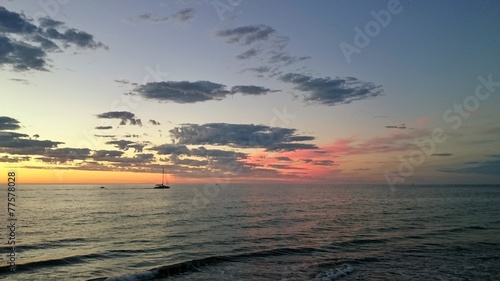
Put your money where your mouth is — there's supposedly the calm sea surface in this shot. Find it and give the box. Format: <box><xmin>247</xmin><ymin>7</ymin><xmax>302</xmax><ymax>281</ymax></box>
<box><xmin>1</xmin><ymin>184</ymin><xmax>499</xmax><ymax>280</ymax></box>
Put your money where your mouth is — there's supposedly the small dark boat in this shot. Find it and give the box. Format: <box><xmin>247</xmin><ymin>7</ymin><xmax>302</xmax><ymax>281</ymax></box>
<box><xmin>154</xmin><ymin>168</ymin><xmax>170</xmax><ymax>189</ymax></box>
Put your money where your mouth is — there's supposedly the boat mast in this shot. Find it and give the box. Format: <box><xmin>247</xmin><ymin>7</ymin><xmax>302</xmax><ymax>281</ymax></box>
<box><xmin>162</xmin><ymin>167</ymin><xmax>165</xmax><ymax>185</ymax></box>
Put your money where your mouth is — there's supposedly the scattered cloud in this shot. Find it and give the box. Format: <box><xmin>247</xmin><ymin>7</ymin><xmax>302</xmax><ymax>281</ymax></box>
<box><xmin>149</xmin><ymin>119</ymin><xmax>161</xmax><ymax>125</ymax></box>
<box><xmin>431</xmin><ymin>153</ymin><xmax>452</xmax><ymax>157</ymax></box>
<box><xmin>132</xmin><ymin>81</ymin><xmax>230</xmax><ymax>103</ymax></box>
<box><xmin>279</xmin><ymin>73</ymin><xmax>383</xmax><ymax>106</ymax></box>
<box><xmin>386</xmin><ymin>124</ymin><xmax>406</xmax><ymax>129</ymax></box>
<box><xmin>96</xmin><ymin>111</ymin><xmax>142</xmax><ymax>126</ymax></box>
<box><xmin>171</xmin><ymin>8</ymin><xmax>195</xmax><ymax>23</ymax></box>
<box><xmin>0</xmin><ymin>131</ymin><xmax>63</xmax><ymax>152</ymax></box>
<box><xmin>41</xmin><ymin>148</ymin><xmax>91</xmax><ymax>163</ymax></box>
<box><xmin>268</xmin><ymin>51</ymin><xmax>310</xmax><ymax>66</ymax></box>
<box><xmin>0</xmin><ymin>155</ymin><xmax>30</xmax><ymax>163</ymax></box>
<box><xmin>230</xmin><ymin>85</ymin><xmax>272</xmax><ymax>95</ymax></box>
<box><xmin>312</xmin><ymin>160</ymin><xmax>335</xmax><ymax>166</ymax></box>
<box><xmin>135</xmin><ymin>13</ymin><xmax>169</xmax><ymax>23</ymax></box>
<box><xmin>114</xmin><ymin>79</ymin><xmax>134</xmax><ymax>85</ymax></box>
<box><xmin>105</xmin><ymin>140</ymin><xmax>135</xmax><ymax>150</ymax></box>
<box><xmin>0</xmin><ymin>7</ymin><xmax>107</xmax><ymax>71</ymax></box>
<box><xmin>236</xmin><ymin>47</ymin><xmax>260</xmax><ymax>59</ymax></box>
<box><xmin>93</xmin><ymin>150</ymin><xmax>124</xmax><ymax>158</ymax></box>
<box><xmin>243</xmin><ymin>66</ymin><xmax>271</xmax><ymax>74</ymax></box>
<box><xmin>131</xmin><ymin>80</ymin><xmax>273</xmax><ymax>103</ymax></box>
<box><xmin>150</xmin><ymin>144</ymin><xmax>191</xmax><ymax>155</ymax></box>
<box><xmin>0</xmin><ymin>116</ymin><xmax>21</xmax><ymax>130</ymax></box>
<box><xmin>41</xmin><ymin>27</ymin><xmax>108</xmax><ymax>49</ymax></box>
<box><xmin>95</xmin><ymin>126</ymin><xmax>113</xmax><ymax>130</ymax></box>
<box><xmin>10</xmin><ymin>78</ymin><xmax>30</xmax><ymax>84</ymax></box>
<box><xmin>169</xmin><ymin>123</ymin><xmax>316</xmax><ymax>151</ymax></box>
<box><xmin>128</xmin><ymin>8</ymin><xmax>194</xmax><ymax>25</ymax></box>
<box><xmin>215</xmin><ymin>24</ymin><xmax>276</xmax><ymax>45</ymax></box>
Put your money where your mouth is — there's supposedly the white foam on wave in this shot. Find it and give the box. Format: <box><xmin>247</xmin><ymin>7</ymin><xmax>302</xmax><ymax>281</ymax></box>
<box><xmin>313</xmin><ymin>264</ymin><xmax>354</xmax><ymax>281</ymax></box>
<box><xmin>104</xmin><ymin>269</ymin><xmax>158</xmax><ymax>281</ymax></box>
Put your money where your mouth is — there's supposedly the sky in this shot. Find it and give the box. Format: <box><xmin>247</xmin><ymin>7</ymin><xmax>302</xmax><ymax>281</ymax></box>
<box><xmin>1</xmin><ymin>0</ymin><xmax>500</xmax><ymax>185</ymax></box>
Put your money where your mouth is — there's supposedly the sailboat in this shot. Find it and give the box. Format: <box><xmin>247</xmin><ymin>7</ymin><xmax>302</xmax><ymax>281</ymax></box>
<box><xmin>154</xmin><ymin>167</ymin><xmax>170</xmax><ymax>189</ymax></box>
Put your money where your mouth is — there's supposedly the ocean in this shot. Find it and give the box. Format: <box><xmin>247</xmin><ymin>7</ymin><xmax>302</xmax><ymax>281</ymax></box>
<box><xmin>1</xmin><ymin>184</ymin><xmax>499</xmax><ymax>280</ymax></box>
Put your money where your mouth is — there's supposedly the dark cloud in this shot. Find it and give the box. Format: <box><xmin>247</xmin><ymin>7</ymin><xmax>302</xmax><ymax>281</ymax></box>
<box><xmin>32</xmin><ymin>35</ymin><xmax>60</xmax><ymax>51</ymax></box>
<box><xmin>0</xmin><ymin>35</ymin><xmax>48</xmax><ymax>71</ymax></box>
<box><xmin>0</xmin><ymin>116</ymin><xmax>21</xmax><ymax>130</ymax></box>
<box><xmin>136</xmin><ymin>153</ymin><xmax>155</xmax><ymax>161</ymax></box>
<box><xmin>124</xmin><ymin>134</ymin><xmax>140</xmax><ymax>138</ymax></box>
<box><xmin>42</xmin><ymin>27</ymin><xmax>108</xmax><ymax>49</ymax></box>
<box><xmin>169</xmin><ymin>154</ymin><xmax>208</xmax><ymax>167</ymax></box>
<box><xmin>0</xmin><ymin>130</ymin><xmax>64</xmax><ymax>157</ymax></box>
<box><xmin>0</xmin><ymin>7</ymin><xmax>37</xmax><ymax>33</ymax></box>
<box><xmin>97</xmin><ymin>111</ymin><xmax>135</xmax><ymax>119</ymax></box>
<box><xmin>280</xmin><ymin>73</ymin><xmax>383</xmax><ymax>106</ymax></box>
<box><xmin>129</xmin><ymin>118</ymin><xmax>142</xmax><ymax>126</ymax></box>
<box><xmin>149</xmin><ymin>119</ymin><xmax>161</xmax><ymax>125</ymax></box>
<box><xmin>10</xmin><ymin>78</ymin><xmax>29</xmax><ymax>84</ymax></box>
<box><xmin>96</xmin><ymin>111</ymin><xmax>142</xmax><ymax>126</ymax></box>
<box><xmin>95</xmin><ymin>126</ymin><xmax>113</xmax><ymax>130</ymax></box>
<box><xmin>0</xmin><ymin>7</ymin><xmax>107</xmax><ymax>71</ymax></box>
<box><xmin>136</xmin><ymin>13</ymin><xmax>169</xmax><ymax>23</ymax></box>
<box><xmin>41</xmin><ymin>148</ymin><xmax>91</xmax><ymax>162</ymax></box>
<box><xmin>440</xmin><ymin>155</ymin><xmax>500</xmax><ymax>175</ymax></box>
<box><xmin>93</xmin><ymin>150</ymin><xmax>124</xmax><ymax>158</ymax></box>
<box><xmin>312</xmin><ymin>160</ymin><xmax>335</xmax><ymax>166</ymax></box>
<box><xmin>231</xmin><ymin>85</ymin><xmax>271</xmax><ymax>95</ymax></box>
<box><xmin>243</xmin><ymin>66</ymin><xmax>271</xmax><ymax>74</ymax></box>
<box><xmin>215</xmin><ymin>24</ymin><xmax>276</xmax><ymax>45</ymax></box>
<box><xmin>236</xmin><ymin>47</ymin><xmax>260</xmax><ymax>59</ymax></box>
<box><xmin>105</xmin><ymin>140</ymin><xmax>135</xmax><ymax>150</ymax></box>
<box><xmin>190</xmin><ymin>146</ymin><xmax>247</xmax><ymax>159</ymax></box>
<box><xmin>268</xmin><ymin>51</ymin><xmax>310</xmax><ymax>66</ymax></box>
<box><xmin>38</xmin><ymin>17</ymin><xmax>64</xmax><ymax>28</ymax></box>
<box><xmin>114</xmin><ymin>79</ymin><xmax>136</xmax><ymax>85</ymax></box>
<box><xmin>0</xmin><ymin>131</ymin><xmax>62</xmax><ymax>149</ymax></box>
<box><xmin>129</xmin><ymin>8</ymin><xmax>194</xmax><ymax>25</ymax></box>
<box><xmin>431</xmin><ymin>153</ymin><xmax>452</xmax><ymax>157</ymax></box>
<box><xmin>150</xmin><ymin>144</ymin><xmax>191</xmax><ymax>155</ymax></box>
<box><xmin>0</xmin><ymin>155</ymin><xmax>30</xmax><ymax>163</ymax></box>
<box><xmin>169</xmin><ymin>123</ymin><xmax>316</xmax><ymax>152</ymax></box>
<box><xmin>171</xmin><ymin>8</ymin><xmax>195</xmax><ymax>23</ymax></box>
<box><xmin>128</xmin><ymin>143</ymin><xmax>145</xmax><ymax>153</ymax></box>
<box><xmin>132</xmin><ymin>81</ymin><xmax>230</xmax><ymax>103</ymax></box>
<box><xmin>94</xmin><ymin>134</ymin><xmax>116</xmax><ymax>138</ymax></box>
<box><xmin>132</xmin><ymin>80</ymin><xmax>274</xmax><ymax>103</ymax></box>
<box><xmin>386</xmin><ymin>124</ymin><xmax>406</xmax><ymax>129</ymax></box>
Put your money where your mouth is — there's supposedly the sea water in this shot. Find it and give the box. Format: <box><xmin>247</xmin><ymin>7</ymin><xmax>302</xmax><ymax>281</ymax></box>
<box><xmin>1</xmin><ymin>184</ymin><xmax>499</xmax><ymax>280</ymax></box>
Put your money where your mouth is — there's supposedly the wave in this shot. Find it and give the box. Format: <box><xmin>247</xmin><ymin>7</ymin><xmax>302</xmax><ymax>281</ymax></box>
<box><xmin>87</xmin><ymin>246</ymin><xmax>350</xmax><ymax>281</ymax></box>
<box><xmin>0</xmin><ymin>252</ymin><xmax>104</xmax><ymax>274</ymax></box>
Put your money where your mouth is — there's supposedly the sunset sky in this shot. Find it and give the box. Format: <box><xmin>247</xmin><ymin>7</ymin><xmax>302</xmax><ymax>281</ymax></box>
<box><xmin>1</xmin><ymin>0</ymin><xmax>500</xmax><ymax>185</ymax></box>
